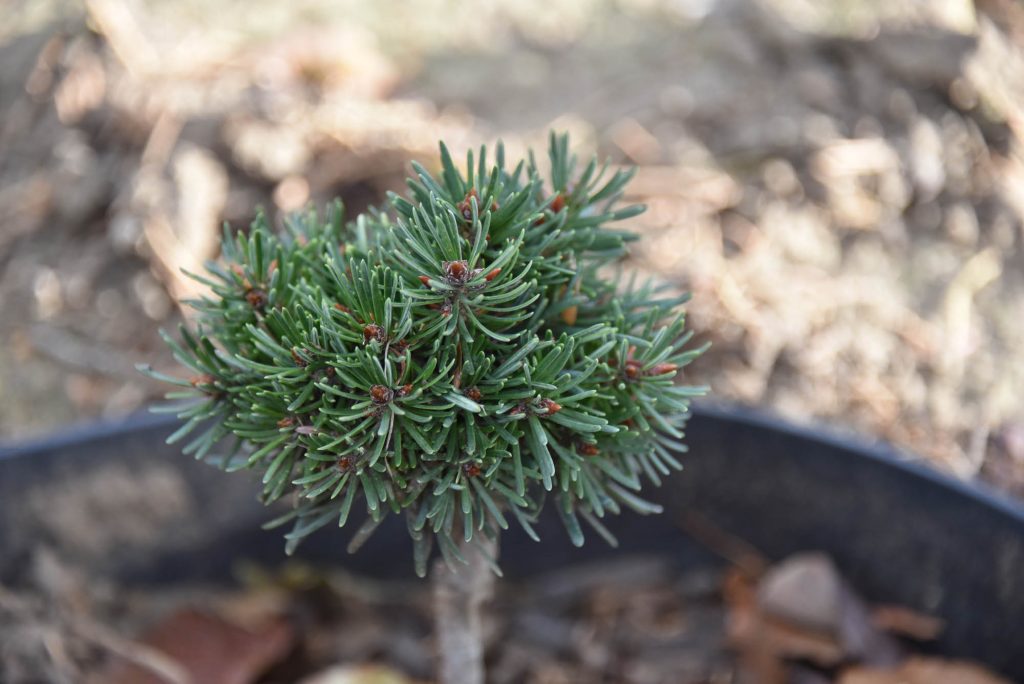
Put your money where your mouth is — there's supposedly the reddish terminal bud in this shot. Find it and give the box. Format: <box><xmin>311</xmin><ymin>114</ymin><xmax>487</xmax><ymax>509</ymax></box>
<box><xmin>440</xmin><ymin>301</ymin><xmax>453</xmax><ymax>317</ymax></box>
<box><xmin>370</xmin><ymin>384</ymin><xmax>394</xmax><ymax>404</ymax></box>
<box><xmin>277</xmin><ymin>416</ymin><xmax>295</xmax><ymax>428</ymax></box>
<box><xmin>418</xmin><ymin>275</ymin><xmax>431</xmax><ymax>287</ymax></box>
<box><xmin>337</xmin><ymin>456</ymin><xmax>353</xmax><ymax>471</ymax></box>
<box><xmin>539</xmin><ymin>398</ymin><xmax>562</xmax><ymax>415</ymax></box>
<box><xmin>444</xmin><ymin>260</ymin><xmax>469</xmax><ymax>283</ymax></box>
<box><xmin>550</xmin><ymin>193</ymin><xmax>566</xmax><ymax>213</ymax></box>
<box><xmin>484</xmin><ymin>268</ymin><xmax>501</xmax><ymax>282</ymax></box>
<box><xmin>267</xmin><ymin>259</ymin><xmax>278</xmax><ymax>277</ymax></box>
<box><xmin>363</xmin><ymin>324</ymin><xmax>385</xmax><ymax>344</ymax></box>
<box><xmin>463</xmin><ymin>462</ymin><xmax>482</xmax><ymax>478</ymax></box>
<box><xmin>624</xmin><ymin>360</ymin><xmax>642</xmax><ymax>379</ymax></box>
<box><xmin>333</xmin><ymin>303</ymin><xmax>350</xmax><ymax>313</ymax></box>
<box><xmin>190</xmin><ymin>374</ymin><xmax>214</xmax><ymax>387</ymax></box>
<box><xmin>578</xmin><ymin>442</ymin><xmax>600</xmax><ymax>457</ymax></box>
<box><xmin>245</xmin><ymin>289</ymin><xmax>267</xmax><ymax>309</ymax></box>
<box><xmin>291</xmin><ymin>348</ymin><xmax>307</xmax><ymax>367</ymax></box>
<box><xmin>464</xmin><ymin>387</ymin><xmax>483</xmax><ymax>402</ymax></box>
<box><xmin>397</xmin><ymin>383</ymin><xmax>414</xmax><ymax>397</ymax></box>
<box><xmin>649</xmin><ymin>362</ymin><xmax>679</xmax><ymax>376</ymax></box>
<box><xmin>456</xmin><ymin>188</ymin><xmax>479</xmax><ymax>221</ymax></box>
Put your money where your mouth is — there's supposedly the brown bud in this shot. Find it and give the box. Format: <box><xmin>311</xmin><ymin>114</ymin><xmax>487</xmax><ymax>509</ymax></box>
<box><xmin>418</xmin><ymin>275</ymin><xmax>431</xmax><ymax>287</ymax></box>
<box><xmin>336</xmin><ymin>456</ymin><xmax>353</xmax><ymax>471</ymax></box>
<box><xmin>539</xmin><ymin>398</ymin><xmax>562</xmax><ymax>415</ymax></box>
<box><xmin>624</xmin><ymin>361</ymin><xmax>642</xmax><ymax>379</ymax></box>
<box><xmin>291</xmin><ymin>348</ymin><xmax>307</xmax><ymax>367</ymax></box>
<box><xmin>245</xmin><ymin>289</ymin><xmax>267</xmax><ymax>309</ymax></box>
<box><xmin>560</xmin><ymin>305</ymin><xmax>578</xmax><ymax>326</ymax></box>
<box><xmin>363</xmin><ymin>324</ymin><xmax>385</xmax><ymax>344</ymax></box>
<box><xmin>370</xmin><ymin>384</ymin><xmax>394</xmax><ymax>404</ymax></box>
<box><xmin>550</xmin><ymin>193</ymin><xmax>566</xmax><ymax>214</ymax></box>
<box><xmin>397</xmin><ymin>383</ymin><xmax>414</xmax><ymax>397</ymax></box>
<box><xmin>462</xmin><ymin>462</ymin><xmax>481</xmax><ymax>478</ymax></box>
<box><xmin>578</xmin><ymin>442</ymin><xmax>600</xmax><ymax>457</ymax></box>
<box><xmin>189</xmin><ymin>374</ymin><xmax>215</xmax><ymax>387</ymax></box>
<box><xmin>484</xmin><ymin>267</ymin><xmax>501</xmax><ymax>282</ymax></box>
<box><xmin>456</xmin><ymin>189</ymin><xmax>479</xmax><ymax>221</ymax></box>
<box><xmin>444</xmin><ymin>260</ymin><xmax>469</xmax><ymax>282</ymax></box>
<box><xmin>333</xmin><ymin>303</ymin><xmax>350</xmax><ymax>313</ymax></box>
<box><xmin>649</xmin><ymin>362</ymin><xmax>678</xmax><ymax>376</ymax></box>
<box><xmin>277</xmin><ymin>416</ymin><xmax>296</xmax><ymax>429</ymax></box>
<box><xmin>465</xmin><ymin>387</ymin><xmax>483</xmax><ymax>402</ymax></box>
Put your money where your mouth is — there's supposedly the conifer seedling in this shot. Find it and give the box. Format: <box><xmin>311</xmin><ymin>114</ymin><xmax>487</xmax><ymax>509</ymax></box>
<box><xmin>143</xmin><ymin>133</ymin><xmax>707</xmax><ymax>684</ymax></box>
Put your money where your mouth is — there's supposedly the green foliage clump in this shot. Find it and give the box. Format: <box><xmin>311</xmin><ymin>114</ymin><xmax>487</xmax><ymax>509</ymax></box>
<box><xmin>144</xmin><ymin>133</ymin><xmax>707</xmax><ymax>576</ymax></box>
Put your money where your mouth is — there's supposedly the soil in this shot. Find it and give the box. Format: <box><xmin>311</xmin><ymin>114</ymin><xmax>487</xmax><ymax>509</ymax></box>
<box><xmin>0</xmin><ymin>547</ymin><xmax>1009</xmax><ymax>684</ymax></box>
<box><xmin>3</xmin><ymin>0</ymin><xmax>1024</xmax><ymax>494</ymax></box>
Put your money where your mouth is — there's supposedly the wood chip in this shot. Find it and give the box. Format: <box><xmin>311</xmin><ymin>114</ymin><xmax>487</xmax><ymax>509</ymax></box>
<box><xmin>100</xmin><ymin>608</ymin><xmax>293</xmax><ymax>684</ymax></box>
<box><xmin>839</xmin><ymin>657</ymin><xmax>1012</xmax><ymax>684</ymax></box>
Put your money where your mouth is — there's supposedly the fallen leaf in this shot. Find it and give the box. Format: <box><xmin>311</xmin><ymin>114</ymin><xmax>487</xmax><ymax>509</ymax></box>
<box><xmin>871</xmin><ymin>605</ymin><xmax>945</xmax><ymax>641</ymax></box>
<box><xmin>102</xmin><ymin>607</ymin><xmax>293</xmax><ymax>684</ymax></box>
<box><xmin>839</xmin><ymin>656</ymin><xmax>1012</xmax><ymax>684</ymax></box>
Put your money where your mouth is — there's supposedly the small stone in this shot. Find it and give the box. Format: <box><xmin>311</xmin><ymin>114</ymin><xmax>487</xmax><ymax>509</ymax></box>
<box><xmin>757</xmin><ymin>552</ymin><xmax>843</xmax><ymax>634</ymax></box>
<box><xmin>944</xmin><ymin>203</ymin><xmax>979</xmax><ymax>247</ymax></box>
<box><xmin>298</xmin><ymin>665</ymin><xmax>413</xmax><ymax>684</ymax></box>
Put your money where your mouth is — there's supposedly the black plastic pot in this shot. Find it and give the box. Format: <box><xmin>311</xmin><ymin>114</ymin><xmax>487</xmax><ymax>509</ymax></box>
<box><xmin>2</xmin><ymin>403</ymin><xmax>1023</xmax><ymax>678</ymax></box>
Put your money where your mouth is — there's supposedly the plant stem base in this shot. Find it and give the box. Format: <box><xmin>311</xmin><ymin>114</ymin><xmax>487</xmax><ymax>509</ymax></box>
<box><xmin>432</xmin><ymin>535</ymin><xmax>498</xmax><ymax>684</ymax></box>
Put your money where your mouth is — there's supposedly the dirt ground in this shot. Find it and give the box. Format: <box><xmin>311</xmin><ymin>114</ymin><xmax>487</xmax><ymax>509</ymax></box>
<box><xmin>2</xmin><ymin>0</ymin><xmax>1024</xmax><ymax>495</ymax></box>
<box><xmin>3</xmin><ymin>546</ymin><xmax>1011</xmax><ymax>683</ymax></box>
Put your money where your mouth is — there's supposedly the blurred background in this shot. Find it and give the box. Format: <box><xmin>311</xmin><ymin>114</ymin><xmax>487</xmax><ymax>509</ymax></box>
<box><xmin>2</xmin><ymin>0</ymin><xmax>1024</xmax><ymax>495</ymax></box>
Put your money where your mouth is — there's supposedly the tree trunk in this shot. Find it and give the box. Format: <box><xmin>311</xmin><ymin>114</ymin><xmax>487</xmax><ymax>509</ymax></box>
<box><xmin>432</xmin><ymin>534</ymin><xmax>497</xmax><ymax>684</ymax></box>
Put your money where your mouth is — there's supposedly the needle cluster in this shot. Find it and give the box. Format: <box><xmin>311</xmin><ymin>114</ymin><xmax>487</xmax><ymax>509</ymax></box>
<box><xmin>144</xmin><ymin>133</ymin><xmax>707</xmax><ymax>576</ymax></box>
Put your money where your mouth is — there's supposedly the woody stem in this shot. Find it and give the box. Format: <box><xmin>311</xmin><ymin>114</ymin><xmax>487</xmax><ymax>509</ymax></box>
<box><xmin>432</xmin><ymin>533</ymin><xmax>498</xmax><ymax>684</ymax></box>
